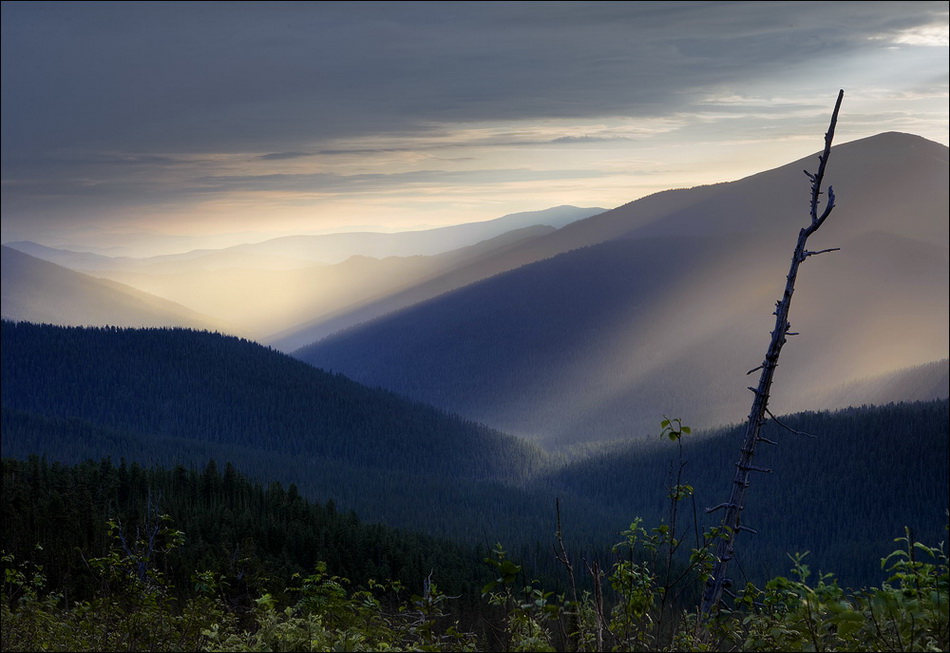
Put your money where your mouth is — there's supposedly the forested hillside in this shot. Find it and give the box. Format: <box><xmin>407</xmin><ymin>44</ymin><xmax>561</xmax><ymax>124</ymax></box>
<box><xmin>3</xmin><ymin>321</ymin><xmax>946</xmax><ymax>594</ymax></box>
<box><xmin>0</xmin><ymin>320</ymin><xmax>545</xmax><ymax>482</ymax></box>
<box><xmin>1</xmin><ymin>320</ymin><xmax>578</xmax><ymax>549</ymax></box>
<box><xmin>4</xmin><ymin>455</ymin><xmax>946</xmax><ymax>653</ymax></box>
<box><xmin>547</xmin><ymin>400</ymin><xmax>949</xmax><ymax>589</ymax></box>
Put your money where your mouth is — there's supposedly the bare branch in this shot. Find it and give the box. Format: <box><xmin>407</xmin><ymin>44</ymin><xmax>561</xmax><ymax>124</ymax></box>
<box><xmin>765</xmin><ymin>406</ymin><xmax>818</xmax><ymax>438</ymax></box>
<box><xmin>799</xmin><ymin>247</ymin><xmax>841</xmax><ymax>262</ymax></box>
<box><xmin>809</xmin><ymin>91</ymin><xmax>844</xmax><ymax>227</ymax></box>
<box><xmin>736</xmin><ymin>463</ymin><xmax>773</xmax><ymax>474</ymax></box>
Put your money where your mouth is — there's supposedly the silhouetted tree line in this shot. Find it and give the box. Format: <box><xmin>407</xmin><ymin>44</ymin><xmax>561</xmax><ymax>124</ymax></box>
<box><xmin>0</xmin><ymin>455</ymin><xmax>494</xmax><ymax>619</ymax></box>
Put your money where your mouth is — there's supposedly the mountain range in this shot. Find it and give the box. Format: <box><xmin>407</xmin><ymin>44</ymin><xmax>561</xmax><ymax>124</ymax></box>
<box><xmin>2</xmin><ymin>124</ymin><xmax>948</xmax><ymax>637</ymax></box>
<box><xmin>3</xmin><ymin>132</ymin><xmax>946</xmax><ymax>447</ymax></box>
<box><xmin>2</xmin><ymin>321</ymin><xmax>946</xmax><ymax>591</ymax></box>
<box><xmin>293</xmin><ymin>132</ymin><xmax>948</xmax><ymax>446</ymax></box>
<box><xmin>3</xmin><ymin>205</ymin><xmax>603</xmax><ymax>344</ymax></box>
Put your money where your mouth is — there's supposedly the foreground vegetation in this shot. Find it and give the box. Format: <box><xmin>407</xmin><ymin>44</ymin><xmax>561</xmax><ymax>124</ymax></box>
<box><xmin>3</xmin><ymin>517</ymin><xmax>946</xmax><ymax>651</ymax></box>
<box><xmin>2</xmin><ymin>456</ymin><xmax>947</xmax><ymax>652</ymax></box>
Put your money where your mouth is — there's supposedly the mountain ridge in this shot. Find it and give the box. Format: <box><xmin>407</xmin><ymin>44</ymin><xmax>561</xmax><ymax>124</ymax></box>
<box><xmin>3</xmin><ymin>206</ymin><xmax>604</xmax><ymax>344</ymax></box>
<box><xmin>294</xmin><ymin>132</ymin><xmax>949</xmax><ymax>446</ymax></box>
<box><xmin>0</xmin><ymin>246</ymin><xmax>233</xmax><ymax>333</ymax></box>
<box><xmin>3</xmin><ymin>204</ymin><xmax>605</xmax><ymax>271</ymax></box>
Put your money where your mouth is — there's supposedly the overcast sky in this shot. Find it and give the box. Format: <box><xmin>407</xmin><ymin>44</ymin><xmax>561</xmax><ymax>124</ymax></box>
<box><xmin>2</xmin><ymin>1</ymin><xmax>947</xmax><ymax>256</ymax></box>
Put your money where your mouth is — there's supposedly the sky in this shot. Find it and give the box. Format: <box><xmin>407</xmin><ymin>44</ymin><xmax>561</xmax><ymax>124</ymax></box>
<box><xmin>2</xmin><ymin>1</ymin><xmax>948</xmax><ymax>257</ymax></box>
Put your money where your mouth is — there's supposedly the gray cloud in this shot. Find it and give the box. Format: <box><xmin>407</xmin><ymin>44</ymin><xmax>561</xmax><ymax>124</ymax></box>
<box><xmin>2</xmin><ymin>1</ymin><xmax>947</xmax><ymax>245</ymax></box>
<box><xmin>549</xmin><ymin>136</ymin><xmax>634</xmax><ymax>144</ymax></box>
<box><xmin>257</xmin><ymin>152</ymin><xmax>317</xmax><ymax>161</ymax></box>
<box><xmin>187</xmin><ymin>167</ymin><xmax>614</xmax><ymax>195</ymax></box>
<box><xmin>4</xmin><ymin>1</ymin><xmax>943</xmax><ymax>158</ymax></box>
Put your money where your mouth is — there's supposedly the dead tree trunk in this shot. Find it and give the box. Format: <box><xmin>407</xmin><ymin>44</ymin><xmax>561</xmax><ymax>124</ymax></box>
<box><xmin>698</xmin><ymin>89</ymin><xmax>845</xmax><ymax>618</ymax></box>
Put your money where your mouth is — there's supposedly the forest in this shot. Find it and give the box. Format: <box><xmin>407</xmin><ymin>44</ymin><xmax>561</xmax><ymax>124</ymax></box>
<box><xmin>2</xmin><ymin>452</ymin><xmax>947</xmax><ymax>651</ymax></box>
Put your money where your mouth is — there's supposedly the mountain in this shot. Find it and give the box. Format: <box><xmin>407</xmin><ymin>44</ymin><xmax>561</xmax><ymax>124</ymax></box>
<box><xmin>75</xmin><ymin>224</ymin><xmax>558</xmax><ymax>344</ymax></box>
<box><xmin>4</xmin><ymin>206</ymin><xmax>604</xmax><ymax>343</ymax></box>
<box><xmin>295</xmin><ymin>133</ymin><xmax>949</xmax><ymax>446</ymax></box>
<box><xmin>0</xmin><ymin>246</ymin><xmax>231</xmax><ymax>333</ymax></box>
<box><xmin>266</xmin><ymin>223</ymin><xmax>564</xmax><ymax>350</ymax></box>
<box><xmin>0</xmin><ymin>240</ymin><xmax>118</xmax><ymax>269</ymax></box>
<box><xmin>796</xmin><ymin>358</ymin><xmax>948</xmax><ymax>411</ymax></box>
<box><xmin>4</xmin><ymin>205</ymin><xmax>604</xmax><ymax>272</ymax></box>
<box><xmin>2</xmin><ymin>322</ymin><xmax>945</xmax><ymax>591</ymax></box>
<box><xmin>0</xmin><ymin>321</ymin><xmax>563</xmax><ymax>545</ymax></box>
<box><xmin>201</xmin><ymin>204</ymin><xmax>605</xmax><ymax>267</ymax></box>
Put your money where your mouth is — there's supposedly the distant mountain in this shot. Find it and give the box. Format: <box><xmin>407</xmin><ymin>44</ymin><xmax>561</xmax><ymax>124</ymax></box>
<box><xmin>205</xmin><ymin>204</ymin><xmax>605</xmax><ymax>267</ymax></box>
<box><xmin>47</xmin><ymin>224</ymin><xmax>556</xmax><ymax>343</ymax></box>
<box><xmin>295</xmin><ymin>133</ymin><xmax>949</xmax><ymax>446</ymax></box>
<box><xmin>4</xmin><ymin>205</ymin><xmax>604</xmax><ymax>272</ymax></box>
<box><xmin>797</xmin><ymin>358</ymin><xmax>948</xmax><ymax>410</ymax></box>
<box><xmin>0</xmin><ymin>246</ymin><xmax>230</xmax><ymax>333</ymax></box>
<box><xmin>4</xmin><ymin>206</ymin><xmax>603</xmax><ymax>343</ymax></box>
<box><xmin>1</xmin><ymin>240</ymin><xmax>119</xmax><ymax>269</ymax></box>
<box><xmin>266</xmin><ymin>224</ymin><xmax>563</xmax><ymax>350</ymax></box>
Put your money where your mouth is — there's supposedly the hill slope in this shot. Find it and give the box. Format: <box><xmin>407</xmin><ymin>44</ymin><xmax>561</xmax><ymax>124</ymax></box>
<box><xmin>295</xmin><ymin>133</ymin><xmax>949</xmax><ymax>446</ymax></box>
<box><xmin>0</xmin><ymin>320</ymin><xmax>545</xmax><ymax>481</ymax></box>
<box><xmin>1</xmin><ymin>246</ymin><xmax>230</xmax><ymax>333</ymax></box>
<box><xmin>2</xmin><ymin>322</ymin><xmax>945</xmax><ymax>590</ymax></box>
<box><xmin>3</xmin><ymin>206</ymin><xmax>604</xmax><ymax>343</ymax></box>
<box><xmin>0</xmin><ymin>321</ymin><xmax>563</xmax><ymax>544</ymax></box>
<box><xmin>544</xmin><ymin>399</ymin><xmax>949</xmax><ymax>589</ymax></box>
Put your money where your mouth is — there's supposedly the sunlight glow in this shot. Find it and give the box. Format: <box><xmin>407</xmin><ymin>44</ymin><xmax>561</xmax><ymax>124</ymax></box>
<box><xmin>876</xmin><ymin>21</ymin><xmax>950</xmax><ymax>47</ymax></box>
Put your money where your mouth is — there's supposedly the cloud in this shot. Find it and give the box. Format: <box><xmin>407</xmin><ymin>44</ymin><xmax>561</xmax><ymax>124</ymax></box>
<box><xmin>188</xmin><ymin>168</ymin><xmax>615</xmax><ymax>195</ymax></box>
<box><xmin>5</xmin><ymin>1</ymin><xmax>943</xmax><ymax>159</ymax></box>
<box><xmin>871</xmin><ymin>18</ymin><xmax>950</xmax><ymax>47</ymax></box>
<box><xmin>257</xmin><ymin>152</ymin><xmax>317</xmax><ymax>161</ymax></box>
<box><xmin>2</xmin><ymin>1</ymin><xmax>947</xmax><ymax>249</ymax></box>
<box><xmin>550</xmin><ymin>135</ymin><xmax>634</xmax><ymax>144</ymax></box>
